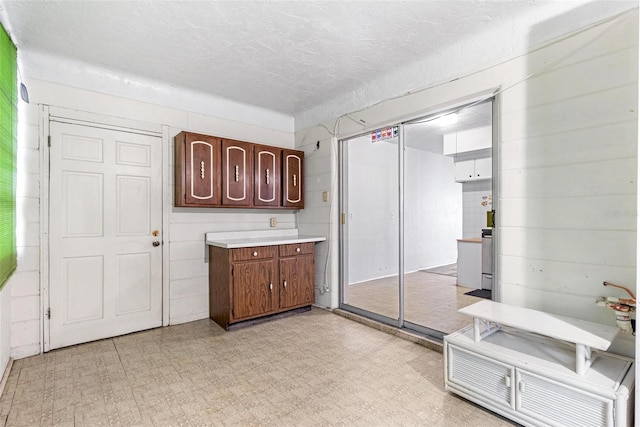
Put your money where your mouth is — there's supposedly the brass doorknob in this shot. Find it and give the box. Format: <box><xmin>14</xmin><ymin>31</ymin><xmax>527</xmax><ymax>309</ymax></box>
<box><xmin>152</xmin><ymin>241</ymin><xmax>160</xmax><ymax>247</ymax></box>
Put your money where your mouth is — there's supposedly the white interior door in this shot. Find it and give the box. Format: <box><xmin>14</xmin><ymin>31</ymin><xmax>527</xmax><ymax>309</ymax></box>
<box><xmin>48</xmin><ymin>121</ymin><xmax>163</xmax><ymax>349</ymax></box>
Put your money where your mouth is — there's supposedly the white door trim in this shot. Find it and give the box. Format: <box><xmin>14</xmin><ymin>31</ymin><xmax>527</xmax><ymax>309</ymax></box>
<box><xmin>41</xmin><ymin>105</ymin><xmax>169</xmax><ymax>351</ymax></box>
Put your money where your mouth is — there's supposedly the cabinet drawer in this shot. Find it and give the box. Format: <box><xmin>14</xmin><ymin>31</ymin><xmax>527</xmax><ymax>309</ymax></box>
<box><xmin>279</xmin><ymin>243</ymin><xmax>314</xmax><ymax>257</ymax></box>
<box><xmin>231</xmin><ymin>246</ymin><xmax>277</xmax><ymax>262</ymax></box>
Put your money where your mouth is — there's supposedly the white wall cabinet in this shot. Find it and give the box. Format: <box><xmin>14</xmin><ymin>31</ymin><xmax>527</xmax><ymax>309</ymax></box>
<box><xmin>454</xmin><ymin>157</ymin><xmax>492</xmax><ymax>182</ymax></box>
<box><xmin>443</xmin><ymin>126</ymin><xmax>492</xmax><ymax>156</ymax></box>
<box><xmin>445</xmin><ymin>325</ymin><xmax>635</xmax><ymax>427</ymax></box>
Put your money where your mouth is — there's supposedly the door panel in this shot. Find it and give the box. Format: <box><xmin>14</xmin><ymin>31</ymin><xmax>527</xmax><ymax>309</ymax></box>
<box><xmin>232</xmin><ymin>260</ymin><xmax>277</xmax><ymax>319</ymax></box>
<box><xmin>280</xmin><ymin>256</ymin><xmax>314</xmax><ymax>309</ymax></box>
<box><xmin>222</xmin><ymin>139</ymin><xmax>252</xmax><ymax>206</ymax></box>
<box><xmin>49</xmin><ymin>121</ymin><xmax>162</xmax><ymax>350</ymax></box>
<box><xmin>282</xmin><ymin>149</ymin><xmax>304</xmax><ymax>208</ymax></box>
<box><xmin>342</xmin><ymin>134</ymin><xmax>399</xmax><ymax>322</ymax></box>
<box><xmin>254</xmin><ymin>145</ymin><xmax>281</xmax><ymax>207</ymax></box>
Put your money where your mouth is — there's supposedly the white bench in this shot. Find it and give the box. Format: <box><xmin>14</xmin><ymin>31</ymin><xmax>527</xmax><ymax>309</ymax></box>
<box><xmin>459</xmin><ymin>300</ymin><xmax>620</xmax><ymax>375</ymax></box>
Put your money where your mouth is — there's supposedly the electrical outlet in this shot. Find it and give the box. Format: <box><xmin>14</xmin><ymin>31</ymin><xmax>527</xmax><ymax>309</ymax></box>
<box><xmin>322</xmin><ymin>191</ymin><xmax>329</xmax><ymax>202</ymax></box>
<box><xmin>270</xmin><ymin>217</ymin><xmax>277</xmax><ymax>228</ymax></box>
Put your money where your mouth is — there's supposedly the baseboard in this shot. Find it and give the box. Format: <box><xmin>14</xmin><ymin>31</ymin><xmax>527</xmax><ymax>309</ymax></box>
<box><xmin>0</xmin><ymin>358</ymin><xmax>13</xmax><ymax>398</ymax></box>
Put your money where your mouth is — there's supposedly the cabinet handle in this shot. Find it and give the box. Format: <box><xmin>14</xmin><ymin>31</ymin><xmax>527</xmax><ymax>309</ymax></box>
<box><xmin>292</xmin><ymin>174</ymin><xmax>297</xmax><ymax>187</ymax></box>
<box><xmin>234</xmin><ymin>165</ymin><xmax>239</xmax><ymax>182</ymax></box>
<box><xmin>200</xmin><ymin>161</ymin><xmax>205</xmax><ymax>179</ymax></box>
<box><xmin>269</xmin><ymin>283</ymin><xmax>273</xmax><ymax>292</ymax></box>
<box><xmin>253</xmin><ymin>251</ymin><xmax>258</xmax><ymax>257</ymax></box>
<box><xmin>283</xmin><ymin>280</ymin><xmax>287</xmax><ymax>289</ymax></box>
<box><xmin>504</xmin><ymin>375</ymin><xmax>511</xmax><ymax>387</ymax></box>
<box><xmin>266</xmin><ymin>168</ymin><xmax>270</xmax><ymax>185</ymax></box>
<box><xmin>518</xmin><ymin>381</ymin><xmax>525</xmax><ymax>393</ymax></box>
<box><xmin>296</xmin><ymin>247</ymin><xmax>301</xmax><ymax>253</ymax></box>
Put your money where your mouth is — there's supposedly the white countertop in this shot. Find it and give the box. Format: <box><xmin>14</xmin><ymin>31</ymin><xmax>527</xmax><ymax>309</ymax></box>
<box><xmin>206</xmin><ymin>229</ymin><xmax>326</xmax><ymax>248</ymax></box>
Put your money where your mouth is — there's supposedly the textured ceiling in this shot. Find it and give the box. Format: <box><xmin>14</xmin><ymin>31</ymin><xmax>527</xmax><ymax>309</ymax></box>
<box><xmin>0</xmin><ymin>0</ymin><xmax>600</xmax><ymax>117</ymax></box>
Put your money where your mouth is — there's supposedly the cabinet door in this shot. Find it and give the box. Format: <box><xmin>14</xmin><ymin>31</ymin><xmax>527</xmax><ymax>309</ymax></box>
<box><xmin>232</xmin><ymin>259</ymin><xmax>277</xmax><ymax>320</ymax></box>
<box><xmin>254</xmin><ymin>145</ymin><xmax>282</xmax><ymax>207</ymax></box>
<box><xmin>175</xmin><ymin>132</ymin><xmax>221</xmax><ymax>206</ymax></box>
<box><xmin>222</xmin><ymin>139</ymin><xmax>252</xmax><ymax>206</ymax></box>
<box><xmin>279</xmin><ymin>255</ymin><xmax>314</xmax><ymax>309</ymax></box>
<box><xmin>282</xmin><ymin>149</ymin><xmax>304</xmax><ymax>208</ymax></box>
<box><xmin>456</xmin><ymin>126</ymin><xmax>492</xmax><ymax>153</ymax></box>
<box><xmin>454</xmin><ymin>160</ymin><xmax>475</xmax><ymax>182</ymax></box>
<box><xmin>447</xmin><ymin>345</ymin><xmax>514</xmax><ymax>409</ymax></box>
<box><xmin>474</xmin><ymin>157</ymin><xmax>492</xmax><ymax>180</ymax></box>
<box><xmin>515</xmin><ymin>370</ymin><xmax>612</xmax><ymax>427</ymax></box>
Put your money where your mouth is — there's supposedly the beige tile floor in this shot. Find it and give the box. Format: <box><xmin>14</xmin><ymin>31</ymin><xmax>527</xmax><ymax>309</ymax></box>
<box><xmin>344</xmin><ymin>271</ymin><xmax>485</xmax><ymax>334</ymax></box>
<box><xmin>0</xmin><ymin>308</ymin><xmax>514</xmax><ymax>426</ymax></box>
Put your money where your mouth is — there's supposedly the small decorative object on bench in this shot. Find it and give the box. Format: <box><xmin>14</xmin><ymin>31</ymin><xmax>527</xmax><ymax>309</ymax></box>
<box><xmin>596</xmin><ymin>281</ymin><xmax>636</xmax><ymax>335</ymax></box>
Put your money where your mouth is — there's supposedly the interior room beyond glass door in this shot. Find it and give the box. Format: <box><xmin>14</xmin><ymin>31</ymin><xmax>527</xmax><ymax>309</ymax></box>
<box><xmin>341</xmin><ymin>133</ymin><xmax>399</xmax><ymax>323</ymax></box>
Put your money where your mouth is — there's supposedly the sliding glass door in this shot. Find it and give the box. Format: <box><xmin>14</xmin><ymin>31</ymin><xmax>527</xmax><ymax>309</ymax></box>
<box><xmin>340</xmin><ymin>99</ymin><xmax>494</xmax><ymax>338</ymax></box>
<box><xmin>340</xmin><ymin>130</ymin><xmax>400</xmax><ymax>323</ymax></box>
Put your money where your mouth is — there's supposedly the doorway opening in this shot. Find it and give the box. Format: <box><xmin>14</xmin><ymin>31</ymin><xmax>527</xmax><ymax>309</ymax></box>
<box><xmin>339</xmin><ymin>98</ymin><xmax>495</xmax><ymax>340</ymax></box>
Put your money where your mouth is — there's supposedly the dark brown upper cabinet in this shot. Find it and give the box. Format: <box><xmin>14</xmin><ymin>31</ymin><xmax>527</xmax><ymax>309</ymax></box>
<box><xmin>174</xmin><ymin>131</ymin><xmax>304</xmax><ymax>209</ymax></box>
<box><xmin>282</xmin><ymin>149</ymin><xmax>304</xmax><ymax>209</ymax></box>
<box><xmin>221</xmin><ymin>139</ymin><xmax>253</xmax><ymax>207</ymax></box>
<box><xmin>253</xmin><ymin>145</ymin><xmax>282</xmax><ymax>208</ymax></box>
<box><xmin>174</xmin><ymin>131</ymin><xmax>221</xmax><ymax>207</ymax></box>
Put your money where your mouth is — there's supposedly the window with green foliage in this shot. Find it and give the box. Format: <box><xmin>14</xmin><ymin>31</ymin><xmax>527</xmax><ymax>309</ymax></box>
<box><xmin>0</xmin><ymin>24</ymin><xmax>17</xmax><ymax>288</ymax></box>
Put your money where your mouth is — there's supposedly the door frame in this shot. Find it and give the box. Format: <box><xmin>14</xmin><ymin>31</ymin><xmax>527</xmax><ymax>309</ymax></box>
<box><xmin>40</xmin><ymin>105</ymin><xmax>169</xmax><ymax>352</ymax></box>
<box><xmin>337</xmin><ymin>93</ymin><xmax>499</xmax><ymax>341</ymax></box>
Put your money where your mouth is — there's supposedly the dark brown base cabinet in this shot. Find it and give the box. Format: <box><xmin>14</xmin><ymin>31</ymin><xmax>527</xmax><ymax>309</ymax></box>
<box><xmin>209</xmin><ymin>243</ymin><xmax>315</xmax><ymax>330</ymax></box>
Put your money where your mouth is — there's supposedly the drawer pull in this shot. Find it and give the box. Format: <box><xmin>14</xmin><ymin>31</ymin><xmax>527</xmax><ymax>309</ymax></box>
<box><xmin>296</xmin><ymin>247</ymin><xmax>301</xmax><ymax>253</ymax></box>
<box><xmin>283</xmin><ymin>280</ymin><xmax>287</xmax><ymax>289</ymax></box>
<box><xmin>234</xmin><ymin>165</ymin><xmax>239</xmax><ymax>182</ymax></box>
<box><xmin>269</xmin><ymin>283</ymin><xmax>273</xmax><ymax>292</ymax></box>
<box><xmin>266</xmin><ymin>168</ymin><xmax>270</xmax><ymax>185</ymax></box>
<box><xmin>253</xmin><ymin>251</ymin><xmax>258</xmax><ymax>257</ymax></box>
<box><xmin>200</xmin><ymin>161</ymin><xmax>205</xmax><ymax>179</ymax></box>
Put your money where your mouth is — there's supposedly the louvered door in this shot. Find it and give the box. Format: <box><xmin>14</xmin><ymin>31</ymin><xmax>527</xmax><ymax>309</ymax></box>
<box><xmin>516</xmin><ymin>370</ymin><xmax>612</xmax><ymax>427</ymax></box>
<box><xmin>447</xmin><ymin>345</ymin><xmax>514</xmax><ymax>409</ymax></box>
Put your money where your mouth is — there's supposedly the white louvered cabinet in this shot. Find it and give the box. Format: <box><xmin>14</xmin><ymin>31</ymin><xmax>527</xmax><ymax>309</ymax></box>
<box><xmin>445</xmin><ymin>326</ymin><xmax>634</xmax><ymax>427</ymax></box>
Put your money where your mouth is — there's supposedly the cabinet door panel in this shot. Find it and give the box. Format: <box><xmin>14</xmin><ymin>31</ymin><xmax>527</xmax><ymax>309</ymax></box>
<box><xmin>454</xmin><ymin>160</ymin><xmax>475</xmax><ymax>182</ymax></box>
<box><xmin>447</xmin><ymin>345</ymin><xmax>514</xmax><ymax>408</ymax></box>
<box><xmin>515</xmin><ymin>370</ymin><xmax>611</xmax><ymax>427</ymax></box>
<box><xmin>232</xmin><ymin>260</ymin><xmax>277</xmax><ymax>320</ymax></box>
<box><xmin>254</xmin><ymin>145</ymin><xmax>281</xmax><ymax>207</ymax></box>
<box><xmin>222</xmin><ymin>139</ymin><xmax>252</xmax><ymax>206</ymax></box>
<box><xmin>282</xmin><ymin>149</ymin><xmax>304</xmax><ymax>208</ymax></box>
<box><xmin>175</xmin><ymin>132</ymin><xmax>221</xmax><ymax>206</ymax></box>
<box><xmin>280</xmin><ymin>255</ymin><xmax>314</xmax><ymax>309</ymax></box>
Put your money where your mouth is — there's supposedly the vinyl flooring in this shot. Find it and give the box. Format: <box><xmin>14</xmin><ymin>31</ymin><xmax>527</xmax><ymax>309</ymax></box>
<box><xmin>0</xmin><ymin>308</ymin><xmax>513</xmax><ymax>426</ymax></box>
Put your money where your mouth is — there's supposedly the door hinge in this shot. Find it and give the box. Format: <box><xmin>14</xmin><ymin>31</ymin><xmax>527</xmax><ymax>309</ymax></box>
<box><xmin>47</xmin><ymin>135</ymin><xmax>51</xmax><ymax>147</ymax></box>
<box><xmin>46</xmin><ymin>307</ymin><xmax>51</xmax><ymax>319</ymax></box>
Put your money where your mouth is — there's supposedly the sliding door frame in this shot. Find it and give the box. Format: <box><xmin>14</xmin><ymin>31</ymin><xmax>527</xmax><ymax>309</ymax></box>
<box><xmin>338</xmin><ymin>94</ymin><xmax>498</xmax><ymax>342</ymax></box>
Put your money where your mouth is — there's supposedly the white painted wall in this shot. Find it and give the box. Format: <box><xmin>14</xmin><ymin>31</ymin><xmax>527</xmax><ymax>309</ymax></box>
<box><xmin>342</xmin><ymin>135</ymin><xmax>461</xmax><ymax>285</ymax></box>
<box><xmin>404</xmin><ymin>147</ymin><xmax>461</xmax><ymax>272</ymax></box>
<box><xmin>296</xmin><ymin>8</ymin><xmax>638</xmax><ymax>334</ymax></box>
<box><xmin>10</xmin><ymin>74</ymin><xmax>300</xmax><ymax>358</ymax></box>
